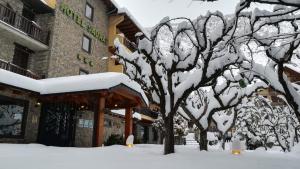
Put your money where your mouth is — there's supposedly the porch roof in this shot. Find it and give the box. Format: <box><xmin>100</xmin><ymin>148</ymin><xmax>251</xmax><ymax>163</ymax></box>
<box><xmin>0</xmin><ymin>69</ymin><xmax>148</xmax><ymax>106</ymax></box>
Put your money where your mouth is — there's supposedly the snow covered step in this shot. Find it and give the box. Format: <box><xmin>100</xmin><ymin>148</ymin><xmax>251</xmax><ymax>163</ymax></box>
<box><xmin>185</xmin><ymin>132</ymin><xmax>198</xmax><ymax>145</ymax></box>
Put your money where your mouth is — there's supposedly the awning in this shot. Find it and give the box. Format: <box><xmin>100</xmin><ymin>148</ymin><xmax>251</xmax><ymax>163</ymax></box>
<box><xmin>0</xmin><ymin>69</ymin><xmax>148</xmax><ymax>107</ymax></box>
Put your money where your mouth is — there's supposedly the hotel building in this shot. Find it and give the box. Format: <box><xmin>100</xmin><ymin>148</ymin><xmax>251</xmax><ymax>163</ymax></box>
<box><xmin>0</xmin><ymin>0</ymin><xmax>158</xmax><ymax>147</ymax></box>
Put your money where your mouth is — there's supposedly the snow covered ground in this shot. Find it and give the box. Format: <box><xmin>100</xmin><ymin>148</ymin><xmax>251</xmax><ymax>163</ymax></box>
<box><xmin>0</xmin><ymin>144</ymin><xmax>299</xmax><ymax>169</ymax></box>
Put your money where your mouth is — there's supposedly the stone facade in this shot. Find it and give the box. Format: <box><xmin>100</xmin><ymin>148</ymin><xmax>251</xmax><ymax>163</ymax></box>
<box><xmin>0</xmin><ymin>0</ymin><xmax>23</xmax><ymax>13</ymax></box>
<box><xmin>0</xmin><ymin>87</ymin><xmax>41</xmax><ymax>143</ymax></box>
<box><xmin>74</xmin><ymin>110</ymin><xmax>94</xmax><ymax>147</ymax></box>
<box><xmin>0</xmin><ymin>37</ymin><xmax>15</xmax><ymax>62</ymax></box>
<box><xmin>0</xmin><ymin>0</ymin><xmax>109</xmax><ymax>78</ymax></box>
<box><xmin>46</xmin><ymin>0</ymin><xmax>109</xmax><ymax>78</ymax></box>
<box><xmin>28</xmin><ymin>13</ymin><xmax>55</xmax><ymax>77</ymax></box>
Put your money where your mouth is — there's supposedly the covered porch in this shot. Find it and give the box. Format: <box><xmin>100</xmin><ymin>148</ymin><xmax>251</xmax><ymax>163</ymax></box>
<box><xmin>0</xmin><ymin>70</ymin><xmax>148</xmax><ymax>147</ymax></box>
<box><xmin>38</xmin><ymin>84</ymin><xmax>147</xmax><ymax>147</ymax></box>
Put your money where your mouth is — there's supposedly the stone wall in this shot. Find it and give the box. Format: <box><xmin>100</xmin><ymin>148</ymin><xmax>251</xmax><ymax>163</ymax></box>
<box><xmin>74</xmin><ymin>110</ymin><xmax>94</xmax><ymax>147</ymax></box>
<box><xmin>28</xmin><ymin>13</ymin><xmax>55</xmax><ymax>78</ymax></box>
<box><xmin>0</xmin><ymin>37</ymin><xmax>15</xmax><ymax>62</ymax></box>
<box><xmin>47</xmin><ymin>0</ymin><xmax>109</xmax><ymax>78</ymax></box>
<box><xmin>0</xmin><ymin>86</ymin><xmax>41</xmax><ymax>143</ymax></box>
<box><xmin>0</xmin><ymin>0</ymin><xmax>23</xmax><ymax>14</ymax></box>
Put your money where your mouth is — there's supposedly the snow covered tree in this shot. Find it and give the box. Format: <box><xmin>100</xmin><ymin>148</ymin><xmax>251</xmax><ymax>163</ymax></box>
<box><xmin>113</xmin><ymin>0</ymin><xmax>300</xmax><ymax>154</ymax></box>
<box><xmin>212</xmin><ymin>109</ymin><xmax>236</xmax><ymax>150</ymax></box>
<box><xmin>153</xmin><ymin>113</ymin><xmax>188</xmax><ymax>144</ymax></box>
<box><xmin>114</xmin><ymin>2</ymin><xmax>252</xmax><ymax>154</ymax></box>
<box><xmin>235</xmin><ymin>95</ymin><xmax>300</xmax><ymax>151</ymax></box>
<box><xmin>180</xmin><ymin>72</ymin><xmax>267</xmax><ymax>150</ymax></box>
<box><xmin>194</xmin><ymin>0</ymin><xmax>300</xmax><ymax>7</ymax></box>
<box><xmin>236</xmin><ymin>1</ymin><xmax>300</xmax><ymax>123</ymax></box>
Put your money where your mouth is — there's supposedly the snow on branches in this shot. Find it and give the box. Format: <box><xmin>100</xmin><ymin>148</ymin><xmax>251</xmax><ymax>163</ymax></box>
<box><xmin>235</xmin><ymin>95</ymin><xmax>300</xmax><ymax>151</ymax></box>
<box><xmin>238</xmin><ymin>5</ymin><xmax>300</xmax><ymax>122</ymax></box>
<box><xmin>114</xmin><ymin>2</ymin><xmax>251</xmax><ymax>154</ymax></box>
<box><xmin>113</xmin><ymin>0</ymin><xmax>300</xmax><ymax>154</ymax></box>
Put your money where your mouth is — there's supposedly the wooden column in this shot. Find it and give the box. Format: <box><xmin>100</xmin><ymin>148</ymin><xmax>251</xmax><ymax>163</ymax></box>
<box><xmin>125</xmin><ymin>107</ymin><xmax>133</xmax><ymax>141</ymax></box>
<box><xmin>95</xmin><ymin>97</ymin><xmax>106</xmax><ymax>147</ymax></box>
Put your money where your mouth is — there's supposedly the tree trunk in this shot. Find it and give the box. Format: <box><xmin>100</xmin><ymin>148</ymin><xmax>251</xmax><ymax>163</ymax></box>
<box><xmin>295</xmin><ymin>129</ymin><xmax>299</xmax><ymax>143</ymax></box>
<box><xmin>222</xmin><ymin>134</ymin><xmax>226</xmax><ymax>150</ymax></box>
<box><xmin>199</xmin><ymin>130</ymin><xmax>208</xmax><ymax>151</ymax></box>
<box><xmin>159</xmin><ymin>132</ymin><xmax>165</xmax><ymax>144</ymax></box>
<box><xmin>164</xmin><ymin>116</ymin><xmax>175</xmax><ymax>155</ymax></box>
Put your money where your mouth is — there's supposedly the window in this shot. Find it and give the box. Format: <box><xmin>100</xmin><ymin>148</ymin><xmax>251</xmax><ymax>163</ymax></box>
<box><xmin>85</xmin><ymin>3</ymin><xmax>94</xmax><ymax>21</ymax></box>
<box><xmin>0</xmin><ymin>95</ymin><xmax>28</xmax><ymax>137</ymax></box>
<box><xmin>79</xmin><ymin>69</ymin><xmax>89</xmax><ymax>75</ymax></box>
<box><xmin>13</xmin><ymin>44</ymin><xmax>31</xmax><ymax>70</ymax></box>
<box><xmin>82</xmin><ymin>35</ymin><xmax>91</xmax><ymax>53</ymax></box>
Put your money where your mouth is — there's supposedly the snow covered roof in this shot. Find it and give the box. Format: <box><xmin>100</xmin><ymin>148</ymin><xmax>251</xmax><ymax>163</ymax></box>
<box><xmin>285</xmin><ymin>64</ymin><xmax>300</xmax><ymax>75</ymax></box>
<box><xmin>0</xmin><ymin>69</ymin><xmax>148</xmax><ymax>105</ymax></box>
<box><xmin>110</xmin><ymin>0</ymin><xmax>148</xmax><ymax>37</ymax></box>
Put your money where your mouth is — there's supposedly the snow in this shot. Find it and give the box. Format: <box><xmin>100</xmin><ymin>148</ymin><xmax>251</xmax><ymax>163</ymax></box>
<box><xmin>0</xmin><ymin>144</ymin><xmax>299</xmax><ymax>169</ymax></box>
<box><xmin>207</xmin><ymin>132</ymin><xmax>218</xmax><ymax>141</ymax></box>
<box><xmin>110</xmin><ymin>0</ymin><xmax>148</xmax><ymax>37</ymax></box>
<box><xmin>292</xmin><ymin>143</ymin><xmax>300</xmax><ymax>153</ymax></box>
<box><xmin>0</xmin><ymin>69</ymin><xmax>148</xmax><ymax>105</ymax></box>
<box><xmin>126</xmin><ymin>135</ymin><xmax>134</xmax><ymax>145</ymax></box>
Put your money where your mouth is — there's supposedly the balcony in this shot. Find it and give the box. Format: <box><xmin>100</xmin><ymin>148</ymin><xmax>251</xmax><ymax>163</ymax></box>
<box><xmin>0</xmin><ymin>4</ymin><xmax>49</xmax><ymax>51</ymax></box>
<box><xmin>0</xmin><ymin>59</ymin><xmax>40</xmax><ymax>79</ymax></box>
<box><xmin>115</xmin><ymin>34</ymin><xmax>137</xmax><ymax>52</ymax></box>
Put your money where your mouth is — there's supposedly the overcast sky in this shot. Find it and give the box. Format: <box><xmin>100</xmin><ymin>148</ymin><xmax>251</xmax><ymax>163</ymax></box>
<box><xmin>114</xmin><ymin>0</ymin><xmax>273</xmax><ymax>28</ymax></box>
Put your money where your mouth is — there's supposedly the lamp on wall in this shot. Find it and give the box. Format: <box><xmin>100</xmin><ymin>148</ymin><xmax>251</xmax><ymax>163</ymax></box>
<box><xmin>35</xmin><ymin>101</ymin><xmax>41</xmax><ymax>107</ymax></box>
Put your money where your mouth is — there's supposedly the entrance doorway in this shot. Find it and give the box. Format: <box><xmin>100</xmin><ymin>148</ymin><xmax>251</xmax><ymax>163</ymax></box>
<box><xmin>38</xmin><ymin>103</ymin><xmax>77</xmax><ymax>147</ymax></box>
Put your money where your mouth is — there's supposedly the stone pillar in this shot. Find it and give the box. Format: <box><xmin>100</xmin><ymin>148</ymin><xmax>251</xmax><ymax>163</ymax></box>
<box><xmin>125</xmin><ymin>107</ymin><xmax>133</xmax><ymax>140</ymax></box>
<box><xmin>95</xmin><ymin>97</ymin><xmax>105</xmax><ymax>147</ymax></box>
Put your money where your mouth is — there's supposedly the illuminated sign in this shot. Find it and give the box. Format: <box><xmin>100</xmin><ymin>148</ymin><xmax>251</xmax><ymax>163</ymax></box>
<box><xmin>59</xmin><ymin>3</ymin><xmax>106</xmax><ymax>44</ymax></box>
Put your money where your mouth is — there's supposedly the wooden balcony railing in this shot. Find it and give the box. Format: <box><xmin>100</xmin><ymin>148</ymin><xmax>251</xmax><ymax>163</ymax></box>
<box><xmin>0</xmin><ymin>59</ymin><xmax>40</xmax><ymax>79</ymax></box>
<box><xmin>0</xmin><ymin>4</ymin><xmax>49</xmax><ymax>45</ymax></box>
<box><xmin>116</xmin><ymin>35</ymin><xmax>137</xmax><ymax>52</ymax></box>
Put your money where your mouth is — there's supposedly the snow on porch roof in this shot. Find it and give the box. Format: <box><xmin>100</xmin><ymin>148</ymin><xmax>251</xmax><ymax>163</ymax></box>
<box><xmin>0</xmin><ymin>69</ymin><xmax>148</xmax><ymax>105</ymax></box>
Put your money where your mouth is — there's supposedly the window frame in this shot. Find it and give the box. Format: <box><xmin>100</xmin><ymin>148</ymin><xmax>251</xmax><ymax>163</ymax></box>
<box><xmin>82</xmin><ymin>34</ymin><xmax>92</xmax><ymax>54</ymax></box>
<box><xmin>84</xmin><ymin>2</ymin><xmax>94</xmax><ymax>21</ymax></box>
<box><xmin>0</xmin><ymin>95</ymin><xmax>29</xmax><ymax>139</ymax></box>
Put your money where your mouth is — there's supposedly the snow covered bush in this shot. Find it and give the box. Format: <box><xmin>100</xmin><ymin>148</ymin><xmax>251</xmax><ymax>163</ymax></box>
<box><xmin>235</xmin><ymin>96</ymin><xmax>300</xmax><ymax>151</ymax></box>
<box><xmin>180</xmin><ymin>75</ymin><xmax>266</xmax><ymax>150</ymax></box>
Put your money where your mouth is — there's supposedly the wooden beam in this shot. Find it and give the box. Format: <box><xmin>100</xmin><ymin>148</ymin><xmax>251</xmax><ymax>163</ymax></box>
<box><xmin>95</xmin><ymin>97</ymin><xmax>106</xmax><ymax>147</ymax></box>
<box><xmin>125</xmin><ymin>107</ymin><xmax>133</xmax><ymax>141</ymax></box>
<box><xmin>112</xmin><ymin>87</ymin><xmax>143</xmax><ymax>106</ymax></box>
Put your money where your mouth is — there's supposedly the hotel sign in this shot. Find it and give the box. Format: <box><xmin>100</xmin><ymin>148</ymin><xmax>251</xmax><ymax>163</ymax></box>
<box><xmin>59</xmin><ymin>3</ymin><xmax>106</xmax><ymax>44</ymax></box>
<box><xmin>77</xmin><ymin>54</ymin><xmax>94</xmax><ymax>67</ymax></box>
